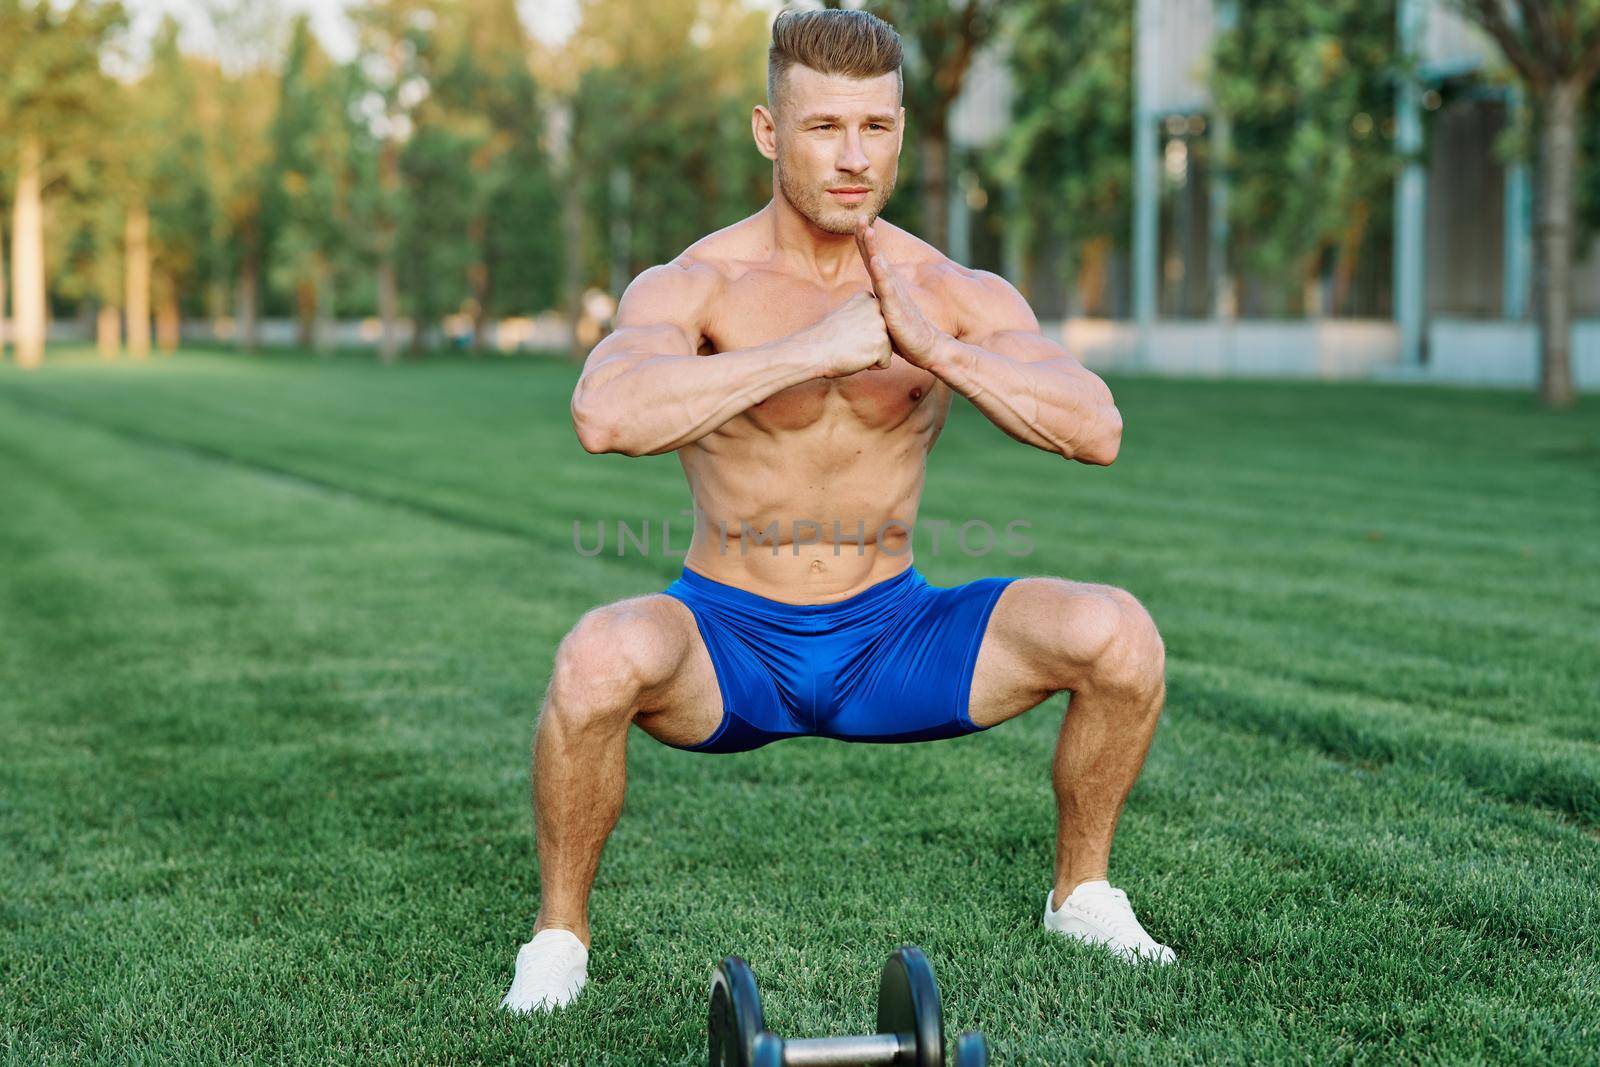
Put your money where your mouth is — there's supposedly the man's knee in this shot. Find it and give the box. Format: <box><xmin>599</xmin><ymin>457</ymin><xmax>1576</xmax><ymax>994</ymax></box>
<box><xmin>546</xmin><ymin>598</ymin><xmax>685</xmax><ymax>726</ymax></box>
<box><xmin>1069</xmin><ymin>587</ymin><xmax>1165</xmax><ymax>702</ymax></box>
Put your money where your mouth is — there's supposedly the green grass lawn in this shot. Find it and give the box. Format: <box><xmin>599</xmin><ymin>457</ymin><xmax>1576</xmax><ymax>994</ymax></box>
<box><xmin>2</xmin><ymin>347</ymin><xmax>1597</xmax><ymax>1065</ymax></box>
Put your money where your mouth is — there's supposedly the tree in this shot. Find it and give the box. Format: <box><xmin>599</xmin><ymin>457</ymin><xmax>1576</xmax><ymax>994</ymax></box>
<box><xmin>1450</xmin><ymin>0</ymin><xmax>1600</xmax><ymax>409</ymax></box>
<box><xmin>140</xmin><ymin>17</ymin><xmax>216</xmax><ymax>354</ymax></box>
<box><xmin>568</xmin><ymin>0</ymin><xmax>770</xmax><ymax>281</ymax></box>
<box><xmin>531</xmin><ymin>25</ymin><xmax>587</xmax><ymax>359</ymax></box>
<box><xmin>1211</xmin><ymin>0</ymin><xmax>1400</xmax><ymax>316</ymax></box>
<box><xmin>51</xmin><ymin>114</ymin><xmax>134</xmax><ymax>358</ymax></box>
<box><xmin>0</xmin><ymin>0</ymin><xmax>125</xmax><ymax>368</ymax></box>
<box><xmin>267</xmin><ymin>14</ymin><xmax>348</xmax><ymax>352</ymax></box>
<box><xmin>0</xmin><ymin>170</ymin><xmax>8</xmax><ymax>353</ymax></box>
<box><xmin>196</xmin><ymin>1</ymin><xmax>284</xmax><ymax>352</ymax></box>
<box><xmin>0</xmin><ymin>210</ymin><xmax>7</xmax><ymax>355</ymax></box>
<box><xmin>350</xmin><ymin>0</ymin><xmax>440</xmax><ymax>361</ymax></box>
<box><xmin>998</xmin><ymin>0</ymin><xmax>1133</xmax><ymax>314</ymax></box>
<box><xmin>437</xmin><ymin>0</ymin><xmax>559</xmax><ymax>349</ymax></box>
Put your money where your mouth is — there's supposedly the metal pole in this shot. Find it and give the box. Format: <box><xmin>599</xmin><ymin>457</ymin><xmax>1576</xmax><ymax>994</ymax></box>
<box><xmin>1210</xmin><ymin>0</ymin><xmax>1236</xmax><ymax>323</ymax></box>
<box><xmin>1394</xmin><ymin>0</ymin><xmax>1427</xmax><ymax>365</ymax></box>
<box><xmin>1502</xmin><ymin>84</ymin><xmax>1531</xmax><ymax>320</ymax></box>
<box><xmin>948</xmin><ymin>153</ymin><xmax>972</xmax><ymax>267</ymax></box>
<box><xmin>1132</xmin><ymin>0</ymin><xmax>1160</xmax><ymax>359</ymax></box>
<box><xmin>782</xmin><ymin>1033</ymin><xmax>904</xmax><ymax>1065</ymax></box>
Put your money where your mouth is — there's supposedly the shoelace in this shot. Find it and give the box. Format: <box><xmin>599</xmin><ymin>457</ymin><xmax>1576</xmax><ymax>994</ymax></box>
<box><xmin>512</xmin><ymin>945</ymin><xmax>583</xmax><ymax>996</ymax></box>
<box><xmin>1072</xmin><ymin>887</ymin><xmax>1157</xmax><ymax>949</ymax></box>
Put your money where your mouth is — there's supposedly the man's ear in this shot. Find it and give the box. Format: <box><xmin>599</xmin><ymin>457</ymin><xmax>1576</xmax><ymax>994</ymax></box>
<box><xmin>896</xmin><ymin>105</ymin><xmax>905</xmax><ymax>155</ymax></box>
<box><xmin>753</xmin><ymin>104</ymin><xmax>778</xmax><ymax>162</ymax></box>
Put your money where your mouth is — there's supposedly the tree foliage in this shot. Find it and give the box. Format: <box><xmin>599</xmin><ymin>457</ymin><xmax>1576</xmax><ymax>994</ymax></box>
<box><xmin>998</xmin><ymin>0</ymin><xmax>1132</xmax><ymax>308</ymax></box>
<box><xmin>568</xmin><ymin>0</ymin><xmax>771</xmax><ymax>279</ymax></box>
<box><xmin>1211</xmin><ymin>0</ymin><xmax>1400</xmax><ymax>311</ymax></box>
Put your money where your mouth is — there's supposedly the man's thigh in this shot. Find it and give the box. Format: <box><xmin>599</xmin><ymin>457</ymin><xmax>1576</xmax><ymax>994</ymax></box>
<box><xmin>569</xmin><ymin>594</ymin><xmax>725</xmax><ymax>749</ymax></box>
<box><xmin>966</xmin><ymin>577</ymin><xmax>1140</xmax><ymax>729</ymax></box>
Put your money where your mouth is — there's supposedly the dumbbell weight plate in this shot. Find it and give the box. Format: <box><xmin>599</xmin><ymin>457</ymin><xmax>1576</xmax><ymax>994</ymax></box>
<box><xmin>875</xmin><ymin>946</ymin><xmax>944</xmax><ymax>1067</ymax></box>
<box><xmin>953</xmin><ymin>1031</ymin><xmax>989</xmax><ymax>1066</ymax></box>
<box><xmin>709</xmin><ymin>956</ymin><xmax>766</xmax><ymax>1067</ymax></box>
<box><xmin>752</xmin><ymin>1031</ymin><xmax>785</xmax><ymax>1067</ymax></box>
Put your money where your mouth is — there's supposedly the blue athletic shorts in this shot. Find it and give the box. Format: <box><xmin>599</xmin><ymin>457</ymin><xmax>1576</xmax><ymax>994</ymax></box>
<box><xmin>660</xmin><ymin>565</ymin><xmax>1017</xmax><ymax>754</ymax></box>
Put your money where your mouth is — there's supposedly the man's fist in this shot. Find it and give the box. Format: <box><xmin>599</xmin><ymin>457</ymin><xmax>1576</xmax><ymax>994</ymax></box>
<box><xmin>800</xmin><ymin>291</ymin><xmax>894</xmax><ymax>379</ymax></box>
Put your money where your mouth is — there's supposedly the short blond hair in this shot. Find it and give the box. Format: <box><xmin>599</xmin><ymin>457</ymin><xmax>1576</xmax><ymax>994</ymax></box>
<box><xmin>767</xmin><ymin>8</ymin><xmax>903</xmax><ymax>113</ymax></box>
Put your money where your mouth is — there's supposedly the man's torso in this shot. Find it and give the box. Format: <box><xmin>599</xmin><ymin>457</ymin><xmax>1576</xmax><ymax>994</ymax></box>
<box><xmin>669</xmin><ymin>214</ymin><xmax>970</xmax><ymax>602</ymax></box>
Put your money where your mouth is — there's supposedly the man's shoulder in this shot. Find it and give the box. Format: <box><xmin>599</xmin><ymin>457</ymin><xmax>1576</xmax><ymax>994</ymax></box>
<box><xmin>674</xmin><ymin>214</ymin><xmax>768</xmax><ymax>279</ymax></box>
<box><xmin>916</xmin><ymin>256</ymin><xmax>1022</xmax><ymax>329</ymax></box>
<box><xmin>617</xmin><ymin>258</ymin><xmax>720</xmax><ymax>327</ymax></box>
<box><xmin>619</xmin><ymin>217</ymin><xmax>769</xmax><ymax>331</ymax></box>
<box><xmin>877</xmin><ymin>221</ymin><xmax>1012</xmax><ymax>301</ymax></box>
<box><xmin>628</xmin><ymin>220</ymin><xmax>761</xmax><ymax>313</ymax></box>
<box><xmin>875</xmin><ymin>223</ymin><xmax>1035</xmax><ymax>338</ymax></box>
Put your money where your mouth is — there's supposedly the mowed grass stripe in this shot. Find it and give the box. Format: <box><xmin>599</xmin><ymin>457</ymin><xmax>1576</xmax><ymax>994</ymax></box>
<box><xmin>1174</xmin><ymin>658</ymin><xmax>1600</xmax><ymax>823</ymax></box>
<box><xmin>0</xmin><ymin>361</ymin><xmax>685</xmax><ymax>583</ymax></box>
<box><xmin>4</xmin><ymin>355</ymin><xmax>1596</xmax><ymax>818</ymax></box>
<box><xmin>0</xmin><ymin>351</ymin><xmax>696</xmax><ymax>552</ymax></box>
<box><xmin>2</xmin><ymin>353</ymin><xmax>1598</xmax><ymax>1063</ymax></box>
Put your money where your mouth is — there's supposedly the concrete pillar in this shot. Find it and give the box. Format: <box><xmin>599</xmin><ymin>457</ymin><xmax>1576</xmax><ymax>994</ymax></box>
<box><xmin>608</xmin><ymin>165</ymin><xmax>631</xmax><ymax>299</ymax></box>
<box><xmin>1000</xmin><ymin>177</ymin><xmax>1026</xmax><ymax>288</ymax></box>
<box><xmin>1502</xmin><ymin>86</ymin><xmax>1532</xmax><ymax>320</ymax></box>
<box><xmin>1133</xmin><ymin>0</ymin><xmax>1160</xmax><ymax>357</ymax></box>
<box><xmin>1394</xmin><ymin>0</ymin><xmax>1427</xmax><ymax>365</ymax></box>
<box><xmin>947</xmin><ymin>155</ymin><xmax>972</xmax><ymax>267</ymax></box>
<box><xmin>1210</xmin><ymin>0</ymin><xmax>1236</xmax><ymax>322</ymax></box>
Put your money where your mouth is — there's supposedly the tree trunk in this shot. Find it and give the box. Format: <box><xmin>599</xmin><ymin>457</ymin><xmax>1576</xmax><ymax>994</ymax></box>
<box><xmin>376</xmin><ymin>136</ymin><xmax>401</xmax><ymax>364</ymax></box>
<box><xmin>1331</xmin><ymin>199</ymin><xmax>1370</xmax><ymax>315</ymax></box>
<box><xmin>1533</xmin><ymin>80</ymin><xmax>1579</xmax><ymax>409</ymax></box>
<box><xmin>1302</xmin><ymin>251</ymin><xmax>1327</xmax><ymax>319</ymax></box>
<box><xmin>409</xmin><ymin>311</ymin><xmax>429</xmax><ymax>356</ymax></box>
<box><xmin>312</xmin><ymin>251</ymin><xmax>333</xmax><ymax>356</ymax></box>
<box><xmin>0</xmin><ymin>214</ymin><xmax>8</xmax><ymax>354</ymax></box>
<box><xmin>96</xmin><ymin>304</ymin><xmax>122</xmax><ymax>359</ymax></box>
<box><xmin>237</xmin><ymin>243</ymin><xmax>260</xmax><ymax>352</ymax></box>
<box><xmin>377</xmin><ymin>244</ymin><xmax>399</xmax><ymax>364</ymax></box>
<box><xmin>294</xmin><ymin>272</ymin><xmax>316</xmax><ymax>349</ymax></box>
<box><xmin>206</xmin><ymin>279</ymin><xmax>227</xmax><ymax>342</ymax></box>
<box><xmin>469</xmin><ymin>216</ymin><xmax>491</xmax><ymax>354</ymax></box>
<box><xmin>1078</xmin><ymin>235</ymin><xmax>1113</xmax><ymax>317</ymax></box>
<box><xmin>563</xmin><ymin>162</ymin><xmax>585</xmax><ymax>360</ymax></box>
<box><xmin>155</xmin><ymin>271</ymin><xmax>181</xmax><ymax>354</ymax></box>
<box><xmin>125</xmin><ymin>200</ymin><xmax>151</xmax><ymax>359</ymax></box>
<box><xmin>12</xmin><ymin>135</ymin><xmax>47</xmax><ymax>370</ymax></box>
<box><xmin>919</xmin><ymin>128</ymin><xmax>949</xmax><ymax>254</ymax></box>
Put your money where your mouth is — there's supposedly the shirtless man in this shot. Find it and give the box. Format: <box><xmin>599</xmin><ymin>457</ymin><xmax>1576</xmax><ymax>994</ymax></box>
<box><xmin>501</xmin><ymin>8</ymin><xmax>1173</xmax><ymax>1014</ymax></box>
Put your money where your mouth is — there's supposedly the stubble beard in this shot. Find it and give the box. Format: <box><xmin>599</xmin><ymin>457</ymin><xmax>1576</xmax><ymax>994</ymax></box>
<box><xmin>777</xmin><ymin>155</ymin><xmax>897</xmax><ymax>235</ymax></box>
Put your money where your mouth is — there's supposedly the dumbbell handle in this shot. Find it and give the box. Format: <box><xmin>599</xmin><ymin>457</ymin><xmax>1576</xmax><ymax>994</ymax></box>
<box><xmin>781</xmin><ymin>1032</ymin><xmax>907</xmax><ymax>1065</ymax></box>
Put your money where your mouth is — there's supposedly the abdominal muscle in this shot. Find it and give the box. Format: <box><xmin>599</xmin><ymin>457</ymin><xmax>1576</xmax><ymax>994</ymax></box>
<box><xmin>679</xmin><ymin>510</ymin><xmax>919</xmax><ymax>604</ymax></box>
<box><xmin>674</xmin><ymin>386</ymin><xmax>943</xmax><ymax>604</ymax></box>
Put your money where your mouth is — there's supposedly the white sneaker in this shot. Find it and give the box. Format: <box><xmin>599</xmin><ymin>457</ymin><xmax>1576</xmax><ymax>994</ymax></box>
<box><xmin>1043</xmin><ymin>880</ymin><xmax>1176</xmax><ymax>965</ymax></box>
<box><xmin>499</xmin><ymin>929</ymin><xmax>590</xmax><ymax>1014</ymax></box>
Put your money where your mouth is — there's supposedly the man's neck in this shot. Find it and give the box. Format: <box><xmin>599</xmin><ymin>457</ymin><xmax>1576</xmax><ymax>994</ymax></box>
<box><xmin>764</xmin><ymin>198</ymin><xmax>865</xmax><ymax>285</ymax></box>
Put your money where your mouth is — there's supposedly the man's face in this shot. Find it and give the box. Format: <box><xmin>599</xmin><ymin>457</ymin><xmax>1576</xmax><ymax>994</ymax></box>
<box><xmin>757</xmin><ymin>66</ymin><xmax>904</xmax><ymax>235</ymax></box>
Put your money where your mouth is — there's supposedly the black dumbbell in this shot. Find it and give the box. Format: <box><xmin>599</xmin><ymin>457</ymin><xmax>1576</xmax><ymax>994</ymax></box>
<box><xmin>708</xmin><ymin>945</ymin><xmax>990</xmax><ymax>1067</ymax></box>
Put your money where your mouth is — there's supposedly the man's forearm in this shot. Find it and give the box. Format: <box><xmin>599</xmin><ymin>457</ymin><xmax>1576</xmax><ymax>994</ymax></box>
<box><xmin>926</xmin><ymin>333</ymin><xmax>1123</xmax><ymax>464</ymax></box>
<box><xmin>572</xmin><ymin>339</ymin><xmax>820</xmax><ymax>456</ymax></box>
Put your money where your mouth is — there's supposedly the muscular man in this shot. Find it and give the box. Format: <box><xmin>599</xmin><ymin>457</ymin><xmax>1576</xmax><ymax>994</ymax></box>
<box><xmin>502</xmin><ymin>8</ymin><xmax>1172</xmax><ymax>1014</ymax></box>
